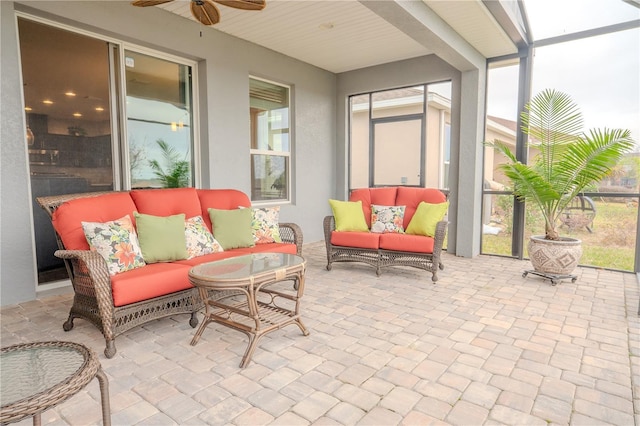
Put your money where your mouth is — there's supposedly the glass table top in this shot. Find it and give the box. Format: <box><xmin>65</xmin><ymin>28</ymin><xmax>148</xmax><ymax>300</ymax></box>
<box><xmin>1</xmin><ymin>344</ymin><xmax>86</xmax><ymax>407</ymax></box>
<box><xmin>190</xmin><ymin>253</ymin><xmax>304</xmax><ymax>281</ymax></box>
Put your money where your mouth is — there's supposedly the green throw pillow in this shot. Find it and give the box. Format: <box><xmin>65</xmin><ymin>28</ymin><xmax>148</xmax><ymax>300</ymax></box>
<box><xmin>329</xmin><ymin>199</ymin><xmax>369</xmax><ymax>232</ymax></box>
<box><xmin>405</xmin><ymin>201</ymin><xmax>449</xmax><ymax>237</ymax></box>
<box><xmin>134</xmin><ymin>212</ymin><xmax>188</xmax><ymax>263</ymax></box>
<box><xmin>208</xmin><ymin>208</ymin><xmax>255</xmax><ymax>249</ymax></box>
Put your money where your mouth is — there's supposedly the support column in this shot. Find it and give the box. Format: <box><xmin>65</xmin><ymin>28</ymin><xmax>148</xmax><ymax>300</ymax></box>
<box><xmin>449</xmin><ymin>68</ymin><xmax>487</xmax><ymax>258</ymax></box>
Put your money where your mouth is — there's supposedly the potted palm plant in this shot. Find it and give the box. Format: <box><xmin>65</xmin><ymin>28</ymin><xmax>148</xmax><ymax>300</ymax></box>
<box><xmin>488</xmin><ymin>89</ymin><xmax>634</xmax><ymax>279</ymax></box>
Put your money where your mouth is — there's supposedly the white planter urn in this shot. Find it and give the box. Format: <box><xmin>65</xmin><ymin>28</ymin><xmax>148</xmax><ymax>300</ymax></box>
<box><xmin>528</xmin><ymin>235</ymin><xmax>582</xmax><ymax>275</ymax></box>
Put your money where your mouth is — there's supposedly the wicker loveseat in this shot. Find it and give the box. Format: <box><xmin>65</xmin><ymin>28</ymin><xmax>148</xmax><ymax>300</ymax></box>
<box><xmin>324</xmin><ymin>186</ymin><xmax>448</xmax><ymax>281</ymax></box>
<box><xmin>36</xmin><ymin>188</ymin><xmax>302</xmax><ymax>358</ymax></box>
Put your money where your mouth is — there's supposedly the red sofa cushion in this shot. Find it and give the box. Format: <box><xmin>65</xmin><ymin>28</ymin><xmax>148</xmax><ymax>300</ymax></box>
<box><xmin>52</xmin><ymin>192</ymin><xmax>137</xmax><ymax>250</ymax></box>
<box><xmin>197</xmin><ymin>189</ymin><xmax>251</xmax><ymax>231</ymax></box>
<box><xmin>395</xmin><ymin>187</ymin><xmax>447</xmax><ymax>229</ymax></box>
<box><xmin>379</xmin><ymin>233</ymin><xmax>435</xmax><ymax>254</ymax></box>
<box><xmin>350</xmin><ymin>187</ymin><xmax>397</xmax><ymax>228</ymax></box>
<box><xmin>110</xmin><ymin>262</ymin><xmax>192</xmax><ymax>307</ymax></box>
<box><xmin>330</xmin><ymin>231</ymin><xmax>380</xmax><ymax>250</ymax></box>
<box><xmin>130</xmin><ymin>188</ymin><xmax>201</xmax><ymax>219</ymax></box>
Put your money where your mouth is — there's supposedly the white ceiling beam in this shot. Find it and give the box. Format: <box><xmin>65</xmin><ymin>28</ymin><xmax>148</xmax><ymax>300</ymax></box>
<box><xmin>358</xmin><ymin>0</ymin><xmax>487</xmax><ymax>71</ymax></box>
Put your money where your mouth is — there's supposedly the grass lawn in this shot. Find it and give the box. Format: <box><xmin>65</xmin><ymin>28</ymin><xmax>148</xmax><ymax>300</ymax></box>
<box><xmin>481</xmin><ymin>199</ymin><xmax>637</xmax><ymax>272</ymax></box>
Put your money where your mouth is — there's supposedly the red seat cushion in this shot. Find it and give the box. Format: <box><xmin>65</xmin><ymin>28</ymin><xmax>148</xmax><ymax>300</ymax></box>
<box><xmin>197</xmin><ymin>189</ymin><xmax>251</xmax><ymax>231</ymax></box>
<box><xmin>395</xmin><ymin>187</ymin><xmax>447</xmax><ymax>229</ymax></box>
<box><xmin>110</xmin><ymin>262</ymin><xmax>192</xmax><ymax>307</ymax></box>
<box><xmin>379</xmin><ymin>233</ymin><xmax>434</xmax><ymax>254</ymax></box>
<box><xmin>331</xmin><ymin>231</ymin><xmax>380</xmax><ymax>250</ymax></box>
<box><xmin>130</xmin><ymin>188</ymin><xmax>201</xmax><ymax>219</ymax></box>
<box><xmin>52</xmin><ymin>192</ymin><xmax>137</xmax><ymax>250</ymax></box>
<box><xmin>349</xmin><ymin>187</ymin><xmax>397</xmax><ymax>228</ymax></box>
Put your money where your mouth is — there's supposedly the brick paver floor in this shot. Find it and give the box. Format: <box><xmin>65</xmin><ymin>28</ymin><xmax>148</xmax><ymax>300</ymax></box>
<box><xmin>2</xmin><ymin>242</ymin><xmax>639</xmax><ymax>425</ymax></box>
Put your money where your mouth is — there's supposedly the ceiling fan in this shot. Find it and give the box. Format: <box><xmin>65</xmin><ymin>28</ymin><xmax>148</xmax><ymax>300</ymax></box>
<box><xmin>131</xmin><ymin>0</ymin><xmax>266</xmax><ymax>26</ymax></box>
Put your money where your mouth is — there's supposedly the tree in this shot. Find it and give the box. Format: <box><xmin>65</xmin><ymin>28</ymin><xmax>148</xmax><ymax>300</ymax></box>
<box><xmin>148</xmin><ymin>139</ymin><xmax>190</xmax><ymax>188</ymax></box>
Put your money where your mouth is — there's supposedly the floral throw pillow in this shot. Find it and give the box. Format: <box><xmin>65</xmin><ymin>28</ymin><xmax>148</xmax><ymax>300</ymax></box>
<box><xmin>185</xmin><ymin>216</ymin><xmax>223</xmax><ymax>259</ymax></box>
<box><xmin>252</xmin><ymin>207</ymin><xmax>282</xmax><ymax>244</ymax></box>
<box><xmin>82</xmin><ymin>215</ymin><xmax>146</xmax><ymax>276</ymax></box>
<box><xmin>371</xmin><ymin>205</ymin><xmax>406</xmax><ymax>233</ymax></box>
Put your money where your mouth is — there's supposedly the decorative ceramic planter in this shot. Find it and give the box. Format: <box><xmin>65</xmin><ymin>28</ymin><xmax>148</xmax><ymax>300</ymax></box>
<box><xmin>528</xmin><ymin>235</ymin><xmax>582</xmax><ymax>275</ymax></box>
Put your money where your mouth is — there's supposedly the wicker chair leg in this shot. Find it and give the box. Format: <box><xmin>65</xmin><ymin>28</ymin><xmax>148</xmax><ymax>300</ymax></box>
<box><xmin>63</xmin><ymin>314</ymin><xmax>75</xmax><ymax>331</ymax></box>
<box><xmin>189</xmin><ymin>312</ymin><xmax>199</xmax><ymax>328</ymax></box>
<box><xmin>439</xmin><ymin>262</ymin><xmax>445</xmax><ymax>270</ymax></box>
<box><xmin>104</xmin><ymin>340</ymin><xmax>116</xmax><ymax>358</ymax></box>
<box><xmin>431</xmin><ymin>272</ymin><xmax>438</xmax><ymax>282</ymax></box>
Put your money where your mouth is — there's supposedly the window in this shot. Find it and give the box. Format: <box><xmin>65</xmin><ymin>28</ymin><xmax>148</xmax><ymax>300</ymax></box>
<box><xmin>125</xmin><ymin>51</ymin><xmax>195</xmax><ymax>189</ymax></box>
<box><xmin>249</xmin><ymin>77</ymin><xmax>291</xmax><ymax>202</ymax></box>
<box><xmin>349</xmin><ymin>81</ymin><xmax>452</xmax><ymax>190</ymax></box>
<box><xmin>442</xmin><ymin>123</ymin><xmax>451</xmax><ymax>190</ymax></box>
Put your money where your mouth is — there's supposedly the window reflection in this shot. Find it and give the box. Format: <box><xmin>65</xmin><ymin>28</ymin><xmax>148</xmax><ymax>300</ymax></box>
<box><xmin>125</xmin><ymin>51</ymin><xmax>193</xmax><ymax>188</ymax></box>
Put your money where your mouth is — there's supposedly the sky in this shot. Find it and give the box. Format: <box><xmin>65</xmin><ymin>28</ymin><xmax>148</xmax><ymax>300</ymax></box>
<box><xmin>486</xmin><ymin>0</ymin><xmax>640</xmax><ymax>144</ymax></box>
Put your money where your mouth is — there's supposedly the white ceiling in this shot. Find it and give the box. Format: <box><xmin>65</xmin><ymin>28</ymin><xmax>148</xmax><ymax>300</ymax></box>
<box><xmin>156</xmin><ymin>0</ymin><xmax>518</xmax><ymax>73</ymax></box>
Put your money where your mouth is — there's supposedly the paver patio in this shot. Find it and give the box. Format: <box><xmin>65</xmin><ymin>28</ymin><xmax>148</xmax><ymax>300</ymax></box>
<box><xmin>2</xmin><ymin>241</ymin><xmax>639</xmax><ymax>425</ymax></box>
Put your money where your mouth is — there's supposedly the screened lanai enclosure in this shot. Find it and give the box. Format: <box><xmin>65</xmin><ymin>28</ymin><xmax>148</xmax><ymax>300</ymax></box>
<box><xmin>479</xmin><ymin>0</ymin><xmax>640</xmax><ymax>272</ymax></box>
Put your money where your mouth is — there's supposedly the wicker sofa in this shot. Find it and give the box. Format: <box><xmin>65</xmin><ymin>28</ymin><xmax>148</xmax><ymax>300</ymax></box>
<box><xmin>324</xmin><ymin>186</ymin><xmax>448</xmax><ymax>281</ymax></box>
<box><xmin>36</xmin><ymin>188</ymin><xmax>302</xmax><ymax>358</ymax></box>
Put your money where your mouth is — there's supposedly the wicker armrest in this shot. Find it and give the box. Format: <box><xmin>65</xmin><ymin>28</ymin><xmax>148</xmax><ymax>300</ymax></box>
<box><xmin>323</xmin><ymin>216</ymin><xmax>335</xmax><ymax>238</ymax></box>
<box><xmin>323</xmin><ymin>216</ymin><xmax>336</xmax><ymax>256</ymax></box>
<box><xmin>278</xmin><ymin>222</ymin><xmax>303</xmax><ymax>256</ymax></box>
<box><xmin>432</xmin><ymin>220</ymin><xmax>449</xmax><ymax>254</ymax></box>
<box><xmin>54</xmin><ymin>249</ymin><xmax>115</xmax><ymax>308</ymax></box>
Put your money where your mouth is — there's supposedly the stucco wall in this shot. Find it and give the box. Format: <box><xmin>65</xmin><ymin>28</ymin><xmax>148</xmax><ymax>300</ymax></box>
<box><xmin>1</xmin><ymin>1</ymin><xmax>336</xmax><ymax>306</ymax></box>
<box><xmin>1</xmin><ymin>1</ymin><xmax>39</xmax><ymax>306</ymax></box>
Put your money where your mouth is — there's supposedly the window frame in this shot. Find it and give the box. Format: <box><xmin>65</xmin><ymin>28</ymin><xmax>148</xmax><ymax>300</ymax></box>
<box><xmin>249</xmin><ymin>76</ymin><xmax>292</xmax><ymax>204</ymax></box>
<box><xmin>119</xmin><ymin>44</ymin><xmax>200</xmax><ymax>190</ymax></box>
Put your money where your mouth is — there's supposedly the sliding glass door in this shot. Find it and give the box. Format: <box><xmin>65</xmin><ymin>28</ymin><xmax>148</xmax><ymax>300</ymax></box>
<box><xmin>19</xmin><ymin>19</ymin><xmax>115</xmax><ymax>284</ymax></box>
<box><xmin>18</xmin><ymin>17</ymin><xmax>196</xmax><ymax>284</ymax></box>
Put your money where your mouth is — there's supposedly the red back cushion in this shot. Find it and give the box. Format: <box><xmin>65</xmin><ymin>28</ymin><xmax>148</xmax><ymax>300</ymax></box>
<box><xmin>52</xmin><ymin>192</ymin><xmax>137</xmax><ymax>250</ymax></box>
<box><xmin>197</xmin><ymin>189</ymin><xmax>251</xmax><ymax>231</ymax></box>
<box><xmin>349</xmin><ymin>187</ymin><xmax>397</xmax><ymax>228</ymax></box>
<box><xmin>396</xmin><ymin>187</ymin><xmax>447</xmax><ymax>229</ymax></box>
<box><xmin>130</xmin><ymin>188</ymin><xmax>201</xmax><ymax>218</ymax></box>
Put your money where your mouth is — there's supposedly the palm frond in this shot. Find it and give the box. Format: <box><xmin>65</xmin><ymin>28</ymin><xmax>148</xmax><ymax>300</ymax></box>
<box><xmin>148</xmin><ymin>139</ymin><xmax>191</xmax><ymax>188</ymax></box>
<box><xmin>486</xmin><ymin>89</ymin><xmax>635</xmax><ymax>239</ymax></box>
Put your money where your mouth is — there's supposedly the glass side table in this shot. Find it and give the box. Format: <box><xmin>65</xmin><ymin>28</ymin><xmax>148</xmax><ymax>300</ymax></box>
<box><xmin>189</xmin><ymin>253</ymin><xmax>309</xmax><ymax>368</ymax></box>
<box><xmin>0</xmin><ymin>341</ymin><xmax>111</xmax><ymax>426</ymax></box>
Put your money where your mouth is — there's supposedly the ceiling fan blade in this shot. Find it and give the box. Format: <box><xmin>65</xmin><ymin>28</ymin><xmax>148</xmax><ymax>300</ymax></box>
<box><xmin>131</xmin><ymin>0</ymin><xmax>173</xmax><ymax>7</ymax></box>
<box><xmin>191</xmin><ymin>0</ymin><xmax>220</xmax><ymax>25</ymax></box>
<box><xmin>214</xmin><ymin>0</ymin><xmax>265</xmax><ymax>11</ymax></box>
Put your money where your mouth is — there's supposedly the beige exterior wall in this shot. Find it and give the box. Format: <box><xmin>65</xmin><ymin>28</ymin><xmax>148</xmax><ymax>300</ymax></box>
<box><xmin>350</xmin><ymin>97</ymin><xmax>451</xmax><ymax>190</ymax></box>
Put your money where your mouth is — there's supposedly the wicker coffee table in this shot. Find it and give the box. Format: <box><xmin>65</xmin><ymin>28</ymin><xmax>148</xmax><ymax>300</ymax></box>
<box><xmin>189</xmin><ymin>253</ymin><xmax>309</xmax><ymax>367</ymax></box>
<box><xmin>0</xmin><ymin>341</ymin><xmax>111</xmax><ymax>425</ymax></box>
